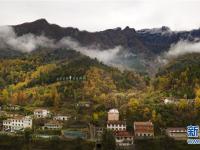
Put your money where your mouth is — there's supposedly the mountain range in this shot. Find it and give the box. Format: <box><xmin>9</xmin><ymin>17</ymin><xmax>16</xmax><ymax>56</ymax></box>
<box><xmin>1</xmin><ymin>18</ymin><xmax>200</xmax><ymax>75</ymax></box>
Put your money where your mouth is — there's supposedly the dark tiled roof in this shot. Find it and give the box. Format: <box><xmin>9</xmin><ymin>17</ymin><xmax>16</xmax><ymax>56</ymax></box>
<box><xmin>107</xmin><ymin>120</ymin><xmax>126</xmax><ymax>125</ymax></box>
<box><xmin>45</xmin><ymin>120</ymin><xmax>62</xmax><ymax>126</ymax></box>
<box><xmin>134</xmin><ymin>121</ymin><xmax>153</xmax><ymax>126</ymax></box>
<box><xmin>114</xmin><ymin>131</ymin><xmax>133</xmax><ymax>137</ymax></box>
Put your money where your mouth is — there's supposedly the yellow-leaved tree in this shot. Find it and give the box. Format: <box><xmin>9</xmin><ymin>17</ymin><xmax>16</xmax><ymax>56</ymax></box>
<box><xmin>83</xmin><ymin>67</ymin><xmax>116</xmax><ymax>102</ymax></box>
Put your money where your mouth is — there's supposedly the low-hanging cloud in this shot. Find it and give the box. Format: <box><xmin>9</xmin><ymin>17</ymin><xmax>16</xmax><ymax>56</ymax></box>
<box><xmin>0</xmin><ymin>26</ymin><xmax>122</xmax><ymax>65</ymax></box>
<box><xmin>58</xmin><ymin>37</ymin><xmax>121</xmax><ymax>64</ymax></box>
<box><xmin>157</xmin><ymin>39</ymin><xmax>200</xmax><ymax>65</ymax></box>
<box><xmin>166</xmin><ymin>39</ymin><xmax>200</xmax><ymax>57</ymax></box>
<box><xmin>0</xmin><ymin>26</ymin><xmax>56</xmax><ymax>52</ymax></box>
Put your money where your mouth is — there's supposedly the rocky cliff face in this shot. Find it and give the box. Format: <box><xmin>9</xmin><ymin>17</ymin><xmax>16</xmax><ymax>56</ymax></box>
<box><xmin>1</xmin><ymin>18</ymin><xmax>198</xmax><ymax>75</ymax></box>
<box><xmin>13</xmin><ymin>19</ymin><xmax>200</xmax><ymax>54</ymax></box>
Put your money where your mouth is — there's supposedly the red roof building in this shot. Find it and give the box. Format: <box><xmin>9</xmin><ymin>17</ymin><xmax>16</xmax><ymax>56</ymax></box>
<box><xmin>133</xmin><ymin>121</ymin><xmax>154</xmax><ymax>139</ymax></box>
<box><xmin>165</xmin><ymin>127</ymin><xmax>187</xmax><ymax>140</ymax></box>
<box><xmin>114</xmin><ymin>131</ymin><xmax>134</xmax><ymax>146</ymax></box>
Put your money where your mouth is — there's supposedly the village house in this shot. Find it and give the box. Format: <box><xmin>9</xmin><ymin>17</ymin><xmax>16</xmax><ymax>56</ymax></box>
<box><xmin>107</xmin><ymin>108</ymin><xmax>126</xmax><ymax>131</ymax></box>
<box><xmin>43</xmin><ymin>120</ymin><xmax>62</xmax><ymax>130</ymax></box>
<box><xmin>108</xmin><ymin>108</ymin><xmax>119</xmax><ymax>121</ymax></box>
<box><xmin>107</xmin><ymin>121</ymin><xmax>126</xmax><ymax>131</ymax></box>
<box><xmin>3</xmin><ymin>116</ymin><xmax>32</xmax><ymax>132</ymax></box>
<box><xmin>53</xmin><ymin>115</ymin><xmax>70</xmax><ymax>121</ymax></box>
<box><xmin>165</xmin><ymin>127</ymin><xmax>187</xmax><ymax>140</ymax></box>
<box><xmin>34</xmin><ymin>108</ymin><xmax>50</xmax><ymax>118</ymax></box>
<box><xmin>106</xmin><ymin>108</ymin><xmax>134</xmax><ymax>147</ymax></box>
<box><xmin>114</xmin><ymin>131</ymin><xmax>134</xmax><ymax>146</ymax></box>
<box><xmin>134</xmin><ymin>121</ymin><xmax>154</xmax><ymax>139</ymax></box>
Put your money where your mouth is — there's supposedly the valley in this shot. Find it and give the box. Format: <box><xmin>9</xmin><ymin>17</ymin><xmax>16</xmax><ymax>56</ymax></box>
<box><xmin>0</xmin><ymin>19</ymin><xmax>200</xmax><ymax>150</ymax></box>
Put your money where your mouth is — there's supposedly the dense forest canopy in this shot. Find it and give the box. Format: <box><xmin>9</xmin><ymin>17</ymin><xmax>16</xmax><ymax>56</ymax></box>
<box><xmin>154</xmin><ymin>53</ymin><xmax>200</xmax><ymax>98</ymax></box>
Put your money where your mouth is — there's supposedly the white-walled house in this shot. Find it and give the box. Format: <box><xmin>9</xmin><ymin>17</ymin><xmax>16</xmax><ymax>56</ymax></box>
<box><xmin>43</xmin><ymin>120</ymin><xmax>62</xmax><ymax>130</ymax></box>
<box><xmin>34</xmin><ymin>108</ymin><xmax>50</xmax><ymax>118</ymax></box>
<box><xmin>107</xmin><ymin>108</ymin><xmax>126</xmax><ymax>131</ymax></box>
<box><xmin>166</xmin><ymin>127</ymin><xmax>187</xmax><ymax>140</ymax></box>
<box><xmin>107</xmin><ymin>121</ymin><xmax>126</xmax><ymax>131</ymax></box>
<box><xmin>108</xmin><ymin>109</ymin><xmax>119</xmax><ymax>121</ymax></box>
<box><xmin>3</xmin><ymin>116</ymin><xmax>32</xmax><ymax>132</ymax></box>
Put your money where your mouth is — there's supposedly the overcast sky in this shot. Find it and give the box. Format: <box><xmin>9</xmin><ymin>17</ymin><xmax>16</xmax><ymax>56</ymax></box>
<box><xmin>0</xmin><ymin>0</ymin><xmax>200</xmax><ymax>31</ymax></box>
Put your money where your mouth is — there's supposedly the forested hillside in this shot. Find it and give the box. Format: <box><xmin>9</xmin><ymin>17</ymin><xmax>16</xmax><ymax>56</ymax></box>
<box><xmin>154</xmin><ymin>53</ymin><xmax>200</xmax><ymax>98</ymax></box>
<box><xmin>0</xmin><ymin>48</ymin><xmax>146</xmax><ymax>124</ymax></box>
